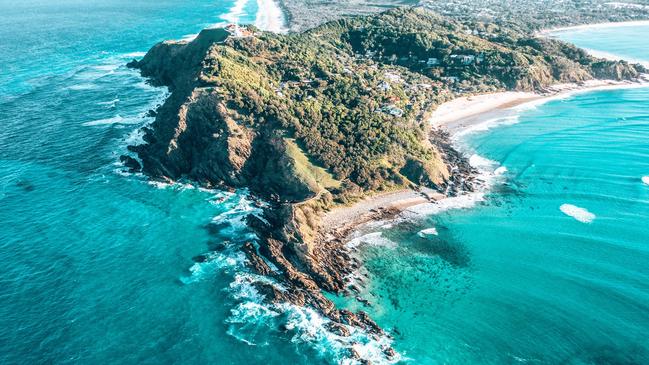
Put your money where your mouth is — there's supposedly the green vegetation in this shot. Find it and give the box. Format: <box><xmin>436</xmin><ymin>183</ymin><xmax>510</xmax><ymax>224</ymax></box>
<box><xmin>284</xmin><ymin>138</ymin><xmax>342</xmax><ymax>191</ymax></box>
<box><xmin>194</xmin><ymin>7</ymin><xmax>643</xmax><ymax>194</ymax></box>
<box><xmin>133</xmin><ymin>7</ymin><xmax>645</xmax><ymax>203</ymax></box>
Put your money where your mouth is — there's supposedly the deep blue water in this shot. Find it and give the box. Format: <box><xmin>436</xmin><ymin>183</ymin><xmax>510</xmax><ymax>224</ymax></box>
<box><xmin>339</xmin><ymin>25</ymin><xmax>649</xmax><ymax>364</ymax></box>
<box><xmin>2</xmin><ymin>2</ymin><xmax>649</xmax><ymax>364</ymax></box>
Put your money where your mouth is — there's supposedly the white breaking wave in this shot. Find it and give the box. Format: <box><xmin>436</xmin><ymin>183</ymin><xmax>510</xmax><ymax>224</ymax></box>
<box><xmin>67</xmin><ymin>83</ymin><xmax>98</xmax><ymax>91</ymax></box>
<box><xmin>121</xmin><ymin>51</ymin><xmax>146</xmax><ymax>59</ymax></box>
<box><xmin>225</xmin><ymin>271</ymin><xmax>400</xmax><ymax>364</ymax></box>
<box><xmin>642</xmin><ymin>176</ymin><xmax>649</xmax><ymax>185</ymax></box>
<box><xmin>417</xmin><ymin>227</ymin><xmax>439</xmax><ymax>237</ymax></box>
<box><xmin>347</xmin><ymin>231</ymin><xmax>397</xmax><ymax>249</ymax></box>
<box><xmin>97</xmin><ymin>98</ymin><xmax>119</xmax><ymax>108</ymax></box>
<box><xmin>560</xmin><ymin>204</ymin><xmax>596</xmax><ymax>223</ymax></box>
<box><xmin>454</xmin><ymin>115</ymin><xmax>520</xmax><ymax>138</ymax></box>
<box><xmin>221</xmin><ymin>0</ymin><xmax>250</xmax><ymax>24</ymax></box>
<box><xmin>406</xmin><ymin>192</ymin><xmax>486</xmax><ymax>217</ymax></box>
<box><xmin>166</xmin><ymin>190</ymin><xmax>404</xmax><ymax>363</ymax></box>
<box><xmin>494</xmin><ymin>166</ymin><xmax>508</xmax><ymax>175</ymax></box>
<box><xmin>181</xmin><ymin>251</ymin><xmax>247</xmax><ymax>284</ymax></box>
<box><xmin>404</xmin><ymin>153</ymin><xmax>506</xmax><ymax>218</ymax></box>
<box><xmin>255</xmin><ymin>0</ymin><xmax>287</xmax><ymax>33</ymax></box>
<box><xmin>83</xmin><ymin>115</ymin><xmax>145</xmax><ymax>126</ymax></box>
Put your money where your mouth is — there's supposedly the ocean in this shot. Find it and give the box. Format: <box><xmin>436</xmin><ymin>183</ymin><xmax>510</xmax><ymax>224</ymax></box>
<box><xmin>0</xmin><ymin>1</ymin><xmax>341</xmax><ymax>364</ymax></box>
<box><xmin>340</xmin><ymin>25</ymin><xmax>649</xmax><ymax>364</ymax></box>
<box><xmin>1</xmin><ymin>2</ymin><xmax>648</xmax><ymax>364</ymax></box>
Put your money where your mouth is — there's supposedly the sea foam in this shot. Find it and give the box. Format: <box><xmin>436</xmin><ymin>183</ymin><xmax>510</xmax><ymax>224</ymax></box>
<box><xmin>642</xmin><ymin>176</ymin><xmax>649</xmax><ymax>185</ymax></box>
<box><xmin>220</xmin><ymin>0</ymin><xmax>250</xmax><ymax>24</ymax></box>
<box><xmin>347</xmin><ymin>231</ymin><xmax>397</xmax><ymax>249</ymax></box>
<box><xmin>417</xmin><ymin>227</ymin><xmax>439</xmax><ymax>237</ymax></box>
<box><xmin>560</xmin><ymin>204</ymin><xmax>596</xmax><ymax>223</ymax></box>
<box><xmin>83</xmin><ymin>115</ymin><xmax>142</xmax><ymax>126</ymax></box>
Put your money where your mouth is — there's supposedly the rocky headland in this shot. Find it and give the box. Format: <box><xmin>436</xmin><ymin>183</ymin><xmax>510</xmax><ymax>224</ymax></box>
<box><xmin>124</xmin><ymin>7</ymin><xmax>646</xmax><ymax>361</ymax></box>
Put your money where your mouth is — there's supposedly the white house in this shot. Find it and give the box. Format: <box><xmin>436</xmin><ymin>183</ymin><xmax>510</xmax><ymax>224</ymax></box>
<box><xmin>426</xmin><ymin>57</ymin><xmax>440</xmax><ymax>66</ymax></box>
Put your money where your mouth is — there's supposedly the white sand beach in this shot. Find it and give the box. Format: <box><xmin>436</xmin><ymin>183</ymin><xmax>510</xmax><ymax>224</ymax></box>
<box><xmin>321</xmin><ymin>188</ymin><xmax>444</xmax><ymax>235</ymax></box>
<box><xmin>539</xmin><ymin>19</ymin><xmax>649</xmax><ymax>35</ymax></box>
<box><xmin>430</xmin><ymin>79</ymin><xmax>647</xmax><ymax>134</ymax></box>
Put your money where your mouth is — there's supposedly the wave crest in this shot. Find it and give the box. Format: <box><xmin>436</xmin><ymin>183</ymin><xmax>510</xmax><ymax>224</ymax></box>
<box><xmin>560</xmin><ymin>204</ymin><xmax>596</xmax><ymax>223</ymax></box>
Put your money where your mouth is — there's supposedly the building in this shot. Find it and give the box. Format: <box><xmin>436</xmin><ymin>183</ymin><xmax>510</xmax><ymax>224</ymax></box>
<box><xmin>426</xmin><ymin>57</ymin><xmax>440</xmax><ymax>66</ymax></box>
<box><xmin>382</xmin><ymin>104</ymin><xmax>404</xmax><ymax>117</ymax></box>
<box><xmin>225</xmin><ymin>24</ymin><xmax>254</xmax><ymax>38</ymax></box>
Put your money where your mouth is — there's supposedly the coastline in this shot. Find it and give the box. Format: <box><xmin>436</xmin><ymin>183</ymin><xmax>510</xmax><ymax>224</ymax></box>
<box><xmin>322</xmin><ymin>77</ymin><xmax>649</xmax><ymax>241</ymax></box>
<box><xmin>539</xmin><ymin>19</ymin><xmax>649</xmax><ymax>35</ymax></box>
<box><xmin>124</xmin><ymin>11</ymin><xmax>649</xmax><ymax>363</ymax></box>
<box><xmin>538</xmin><ymin>20</ymin><xmax>649</xmax><ymax>67</ymax></box>
<box><xmin>181</xmin><ymin>0</ymin><xmax>286</xmax><ymax>41</ymax></box>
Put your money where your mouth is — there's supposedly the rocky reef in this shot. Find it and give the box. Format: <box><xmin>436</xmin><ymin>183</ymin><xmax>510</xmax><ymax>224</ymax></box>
<box><xmin>124</xmin><ymin>7</ymin><xmax>646</xmax><ymax>361</ymax></box>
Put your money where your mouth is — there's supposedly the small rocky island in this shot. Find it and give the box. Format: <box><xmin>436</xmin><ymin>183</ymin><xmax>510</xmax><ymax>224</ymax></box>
<box><xmin>123</xmin><ymin>7</ymin><xmax>645</xmax><ymax>361</ymax></box>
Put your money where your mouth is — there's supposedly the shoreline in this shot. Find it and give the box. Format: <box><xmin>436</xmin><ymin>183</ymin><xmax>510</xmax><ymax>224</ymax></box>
<box><xmin>322</xmin><ymin>77</ymin><xmax>649</xmax><ymax>240</ymax></box>
<box><xmin>321</xmin><ymin>188</ymin><xmax>444</xmax><ymax>241</ymax></box>
<box><xmin>539</xmin><ymin>19</ymin><xmax>649</xmax><ymax>35</ymax></box>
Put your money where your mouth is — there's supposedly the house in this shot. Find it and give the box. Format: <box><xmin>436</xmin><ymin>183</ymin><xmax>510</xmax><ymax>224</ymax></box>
<box><xmin>450</xmin><ymin>54</ymin><xmax>476</xmax><ymax>65</ymax></box>
<box><xmin>382</xmin><ymin>104</ymin><xmax>404</xmax><ymax>117</ymax></box>
<box><xmin>384</xmin><ymin>72</ymin><xmax>401</xmax><ymax>83</ymax></box>
<box><xmin>426</xmin><ymin>57</ymin><xmax>440</xmax><ymax>66</ymax></box>
<box><xmin>225</xmin><ymin>24</ymin><xmax>254</xmax><ymax>38</ymax></box>
<box><xmin>379</xmin><ymin>81</ymin><xmax>391</xmax><ymax>91</ymax></box>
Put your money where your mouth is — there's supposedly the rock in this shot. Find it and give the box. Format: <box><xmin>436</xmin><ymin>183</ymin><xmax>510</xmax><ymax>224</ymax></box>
<box><xmin>325</xmin><ymin>322</ymin><xmax>351</xmax><ymax>337</ymax></box>
<box><xmin>119</xmin><ymin>155</ymin><xmax>141</xmax><ymax>171</ymax></box>
<box><xmin>191</xmin><ymin>254</ymin><xmax>208</xmax><ymax>263</ymax></box>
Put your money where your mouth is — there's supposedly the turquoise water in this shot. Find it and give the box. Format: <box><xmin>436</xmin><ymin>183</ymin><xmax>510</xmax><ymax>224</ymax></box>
<box><xmin>550</xmin><ymin>24</ymin><xmax>649</xmax><ymax>66</ymax></box>
<box><xmin>0</xmin><ymin>1</ymin><xmax>357</xmax><ymax>364</ymax></box>
<box><xmin>2</xmin><ymin>3</ymin><xmax>649</xmax><ymax>364</ymax></box>
<box><xmin>341</xmin><ymin>27</ymin><xmax>649</xmax><ymax>363</ymax></box>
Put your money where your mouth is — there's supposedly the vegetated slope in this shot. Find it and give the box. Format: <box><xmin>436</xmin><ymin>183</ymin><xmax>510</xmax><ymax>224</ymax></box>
<box><xmin>124</xmin><ymin>7</ymin><xmax>645</xmax><ymax>362</ymax></box>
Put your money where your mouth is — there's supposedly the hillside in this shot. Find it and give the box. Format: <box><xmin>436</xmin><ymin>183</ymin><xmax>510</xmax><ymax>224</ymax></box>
<box><xmin>123</xmin><ymin>7</ymin><xmax>646</xmax><ymax>362</ymax></box>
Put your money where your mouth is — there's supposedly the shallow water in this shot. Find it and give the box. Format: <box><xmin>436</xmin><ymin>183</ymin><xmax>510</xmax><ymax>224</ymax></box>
<box><xmin>341</xmin><ymin>26</ymin><xmax>649</xmax><ymax>364</ymax></box>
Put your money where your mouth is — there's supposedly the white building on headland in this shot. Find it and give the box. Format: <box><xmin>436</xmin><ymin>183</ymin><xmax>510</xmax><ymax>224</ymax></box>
<box><xmin>225</xmin><ymin>24</ymin><xmax>254</xmax><ymax>38</ymax></box>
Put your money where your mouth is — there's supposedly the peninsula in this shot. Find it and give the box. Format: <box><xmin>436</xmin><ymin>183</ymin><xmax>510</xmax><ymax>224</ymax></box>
<box><xmin>123</xmin><ymin>6</ymin><xmax>646</xmax><ymax>361</ymax></box>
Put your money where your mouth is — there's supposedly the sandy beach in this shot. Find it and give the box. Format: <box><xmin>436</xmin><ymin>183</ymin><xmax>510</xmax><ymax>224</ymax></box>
<box><xmin>321</xmin><ymin>188</ymin><xmax>444</xmax><ymax>238</ymax></box>
<box><xmin>539</xmin><ymin>19</ymin><xmax>649</xmax><ymax>35</ymax></box>
<box><xmin>430</xmin><ymin>78</ymin><xmax>648</xmax><ymax>134</ymax></box>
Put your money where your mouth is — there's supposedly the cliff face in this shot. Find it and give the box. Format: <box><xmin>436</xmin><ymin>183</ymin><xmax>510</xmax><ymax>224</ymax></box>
<box><xmin>124</xmin><ymin>8</ymin><xmax>646</xmax><ymax>362</ymax></box>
